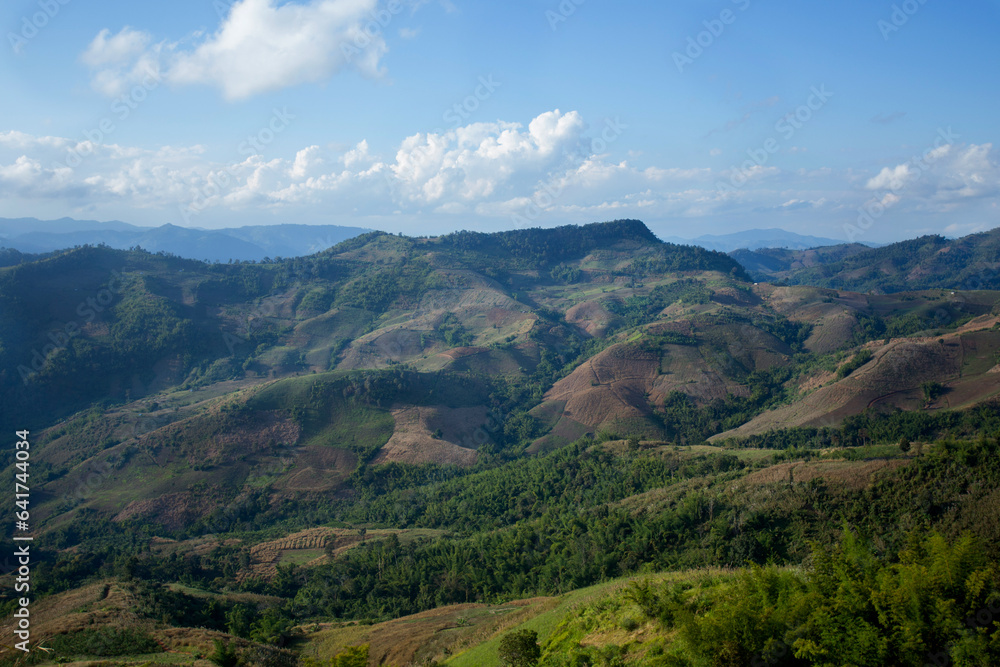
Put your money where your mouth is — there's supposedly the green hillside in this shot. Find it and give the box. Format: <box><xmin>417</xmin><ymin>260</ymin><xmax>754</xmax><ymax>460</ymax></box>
<box><xmin>734</xmin><ymin>228</ymin><xmax>1000</xmax><ymax>294</ymax></box>
<box><xmin>3</xmin><ymin>220</ymin><xmax>1000</xmax><ymax>665</ymax></box>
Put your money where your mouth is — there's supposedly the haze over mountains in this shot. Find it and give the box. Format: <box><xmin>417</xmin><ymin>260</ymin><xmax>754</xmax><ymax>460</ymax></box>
<box><xmin>0</xmin><ymin>217</ymin><xmax>371</xmax><ymax>263</ymax></box>
<box><xmin>661</xmin><ymin>228</ymin><xmax>851</xmax><ymax>253</ymax></box>
<box><xmin>1</xmin><ymin>217</ymin><xmax>872</xmax><ymax>266</ymax></box>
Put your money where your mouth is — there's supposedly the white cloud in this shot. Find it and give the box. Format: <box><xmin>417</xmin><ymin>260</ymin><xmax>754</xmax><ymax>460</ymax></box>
<box><xmin>0</xmin><ymin>131</ymin><xmax>70</xmax><ymax>151</ymax></box>
<box><xmin>866</xmin><ymin>163</ymin><xmax>914</xmax><ymax>191</ymax></box>
<box><xmin>83</xmin><ymin>0</ymin><xmax>390</xmax><ymax>101</ymax></box>
<box><xmin>778</xmin><ymin>198</ymin><xmax>826</xmax><ymax>210</ymax></box>
<box><xmin>81</xmin><ymin>27</ymin><xmax>165</xmax><ymax>98</ymax></box>
<box><xmin>0</xmin><ymin>110</ymin><xmax>589</xmax><ymax>217</ymax></box>
<box><xmin>866</xmin><ymin>143</ymin><xmax>1000</xmax><ymax>206</ymax></box>
<box><xmin>290</xmin><ymin>146</ymin><xmax>325</xmax><ymax>179</ymax></box>
<box><xmin>342</xmin><ymin>140</ymin><xmax>373</xmax><ymax>169</ymax></box>
<box><xmin>527</xmin><ymin>110</ymin><xmax>586</xmax><ymax>156</ymax></box>
<box><xmin>82</xmin><ymin>27</ymin><xmax>151</xmax><ymax>67</ymax></box>
<box><xmin>0</xmin><ymin>156</ymin><xmax>76</xmax><ymax>197</ymax></box>
<box><xmin>2</xmin><ymin>114</ymin><xmax>997</xmax><ymax>236</ymax></box>
<box><xmin>389</xmin><ymin>110</ymin><xmax>586</xmax><ymax>204</ymax></box>
<box><xmin>931</xmin><ymin>143</ymin><xmax>999</xmax><ymax>201</ymax></box>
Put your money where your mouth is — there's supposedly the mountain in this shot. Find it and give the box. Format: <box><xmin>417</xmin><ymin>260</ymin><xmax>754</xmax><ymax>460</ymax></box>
<box><xmin>739</xmin><ymin>228</ymin><xmax>1000</xmax><ymax>293</ymax></box>
<box><xmin>5</xmin><ymin>218</ymin><xmax>996</xmax><ymax>524</ymax></box>
<box><xmin>0</xmin><ymin>217</ymin><xmax>371</xmax><ymax>262</ymax></box>
<box><xmin>2</xmin><ymin>219</ymin><xmax>1000</xmax><ymax>665</ymax></box>
<box><xmin>0</xmin><ymin>216</ymin><xmax>141</xmax><ymax>236</ymax></box>
<box><xmin>729</xmin><ymin>242</ymin><xmax>872</xmax><ymax>280</ymax></box>
<box><xmin>662</xmin><ymin>227</ymin><xmax>849</xmax><ymax>252</ymax></box>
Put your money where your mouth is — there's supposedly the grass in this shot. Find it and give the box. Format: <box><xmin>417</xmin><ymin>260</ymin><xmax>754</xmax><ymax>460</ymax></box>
<box><xmin>300</xmin><ymin>403</ymin><xmax>394</xmax><ymax>453</ymax></box>
<box><xmin>446</xmin><ymin>583</ymin><xmax>616</xmax><ymax>666</ymax></box>
<box><xmin>278</xmin><ymin>548</ymin><xmax>326</xmax><ymax>566</ymax></box>
<box><xmin>38</xmin><ymin>651</ymin><xmax>195</xmax><ymax>665</ymax></box>
<box><xmin>248</xmin><ymin>372</ymin><xmax>395</xmax><ymax>455</ymax></box>
<box><xmin>446</xmin><ymin>570</ymin><xmax>732</xmax><ymax>667</ymax></box>
<box><xmin>682</xmin><ymin>444</ymin><xmax>782</xmax><ymax>462</ymax></box>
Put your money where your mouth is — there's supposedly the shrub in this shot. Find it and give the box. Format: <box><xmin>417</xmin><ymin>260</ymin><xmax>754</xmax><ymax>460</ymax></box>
<box><xmin>922</xmin><ymin>381</ymin><xmax>945</xmax><ymax>401</ymax></box>
<box><xmin>48</xmin><ymin>627</ymin><xmax>160</xmax><ymax>657</ymax></box>
<box><xmin>836</xmin><ymin>348</ymin><xmax>873</xmax><ymax>379</ymax></box>
<box><xmin>499</xmin><ymin>629</ymin><xmax>541</xmax><ymax>667</ymax></box>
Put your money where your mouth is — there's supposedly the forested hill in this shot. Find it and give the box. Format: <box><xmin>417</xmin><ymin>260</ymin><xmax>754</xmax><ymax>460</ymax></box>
<box><xmin>729</xmin><ymin>242</ymin><xmax>870</xmax><ymax>280</ymax></box>
<box><xmin>0</xmin><ymin>219</ymin><xmax>744</xmax><ymax>434</ymax></box>
<box><xmin>428</xmin><ymin>219</ymin><xmax>746</xmax><ymax>276</ymax></box>
<box><xmin>741</xmin><ymin>227</ymin><xmax>1000</xmax><ymax>292</ymax></box>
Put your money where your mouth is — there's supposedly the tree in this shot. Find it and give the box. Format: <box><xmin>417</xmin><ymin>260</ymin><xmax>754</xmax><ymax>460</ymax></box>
<box><xmin>208</xmin><ymin>639</ymin><xmax>239</xmax><ymax>667</ymax></box>
<box><xmin>499</xmin><ymin>629</ymin><xmax>541</xmax><ymax>667</ymax></box>
<box><xmin>922</xmin><ymin>381</ymin><xmax>945</xmax><ymax>401</ymax></box>
<box><xmin>225</xmin><ymin>603</ymin><xmax>253</xmax><ymax>638</ymax></box>
<box><xmin>249</xmin><ymin>607</ymin><xmax>291</xmax><ymax>646</ymax></box>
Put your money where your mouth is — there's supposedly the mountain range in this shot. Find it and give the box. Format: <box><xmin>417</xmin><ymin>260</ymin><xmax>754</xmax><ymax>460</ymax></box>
<box><xmin>662</xmin><ymin>227</ymin><xmax>852</xmax><ymax>252</ymax></box>
<box><xmin>1</xmin><ymin>217</ymin><xmax>867</xmax><ymax>264</ymax></box>
<box><xmin>1</xmin><ymin>219</ymin><xmax>999</xmax><ymax>665</ymax></box>
<box><xmin>0</xmin><ymin>217</ymin><xmax>371</xmax><ymax>263</ymax></box>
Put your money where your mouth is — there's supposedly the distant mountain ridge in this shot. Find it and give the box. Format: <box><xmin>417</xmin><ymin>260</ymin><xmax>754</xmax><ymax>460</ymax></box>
<box><xmin>0</xmin><ymin>218</ymin><xmax>871</xmax><ymax>262</ymax></box>
<box><xmin>661</xmin><ymin>228</ymin><xmax>854</xmax><ymax>252</ymax></box>
<box><xmin>0</xmin><ymin>217</ymin><xmax>371</xmax><ymax>262</ymax></box>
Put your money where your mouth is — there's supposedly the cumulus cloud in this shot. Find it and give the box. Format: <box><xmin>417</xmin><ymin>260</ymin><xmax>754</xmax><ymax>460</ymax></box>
<box><xmin>3</xmin><ymin>112</ymin><xmax>997</xmax><ymax>233</ymax></box>
<box><xmin>390</xmin><ymin>110</ymin><xmax>586</xmax><ymax>204</ymax></box>
<box><xmin>930</xmin><ymin>143</ymin><xmax>1000</xmax><ymax>201</ymax></box>
<box><xmin>342</xmin><ymin>140</ymin><xmax>374</xmax><ymax>169</ymax></box>
<box><xmin>83</xmin><ymin>0</ymin><xmax>391</xmax><ymax>100</ymax></box>
<box><xmin>866</xmin><ymin>164</ymin><xmax>915</xmax><ymax>192</ymax></box>
<box><xmin>0</xmin><ymin>110</ymin><xmax>590</xmax><ymax>217</ymax></box>
<box><xmin>290</xmin><ymin>146</ymin><xmax>325</xmax><ymax>179</ymax></box>
<box><xmin>865</xmin><ymin>143</ymin><xmax>1000</xmax><ymax>206</ymax></box>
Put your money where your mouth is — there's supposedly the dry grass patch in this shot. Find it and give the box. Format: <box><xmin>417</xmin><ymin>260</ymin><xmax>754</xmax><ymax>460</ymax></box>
<box><xmin>737</xmin><ymin>458</ymin><xmax>910</xmax><ymax>490</ymax></box>
<box><xmin>301</xmin><ymin>598</ymin><xmax>555</xmax><ymax>667</ymax></box>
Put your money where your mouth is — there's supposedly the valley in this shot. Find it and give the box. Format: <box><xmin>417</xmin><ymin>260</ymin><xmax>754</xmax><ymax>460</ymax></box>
<box><xmin>2</xmin><ymin>220</ymin><xmax>1000</xmax><ymax>666</ymax></box>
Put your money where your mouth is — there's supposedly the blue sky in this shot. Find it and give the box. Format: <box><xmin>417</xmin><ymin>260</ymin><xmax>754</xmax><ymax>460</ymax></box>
<box><xmin>1</xmin><ymin>0</ymin><xmax>998</xmax><ymax>243</ymax></box>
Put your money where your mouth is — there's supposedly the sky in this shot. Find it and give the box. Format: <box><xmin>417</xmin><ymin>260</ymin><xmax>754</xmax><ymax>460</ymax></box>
<box><xmin>0</xmin><ymin>0</ymin><xmax>998</xmax><ymax>244</ymax></box>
